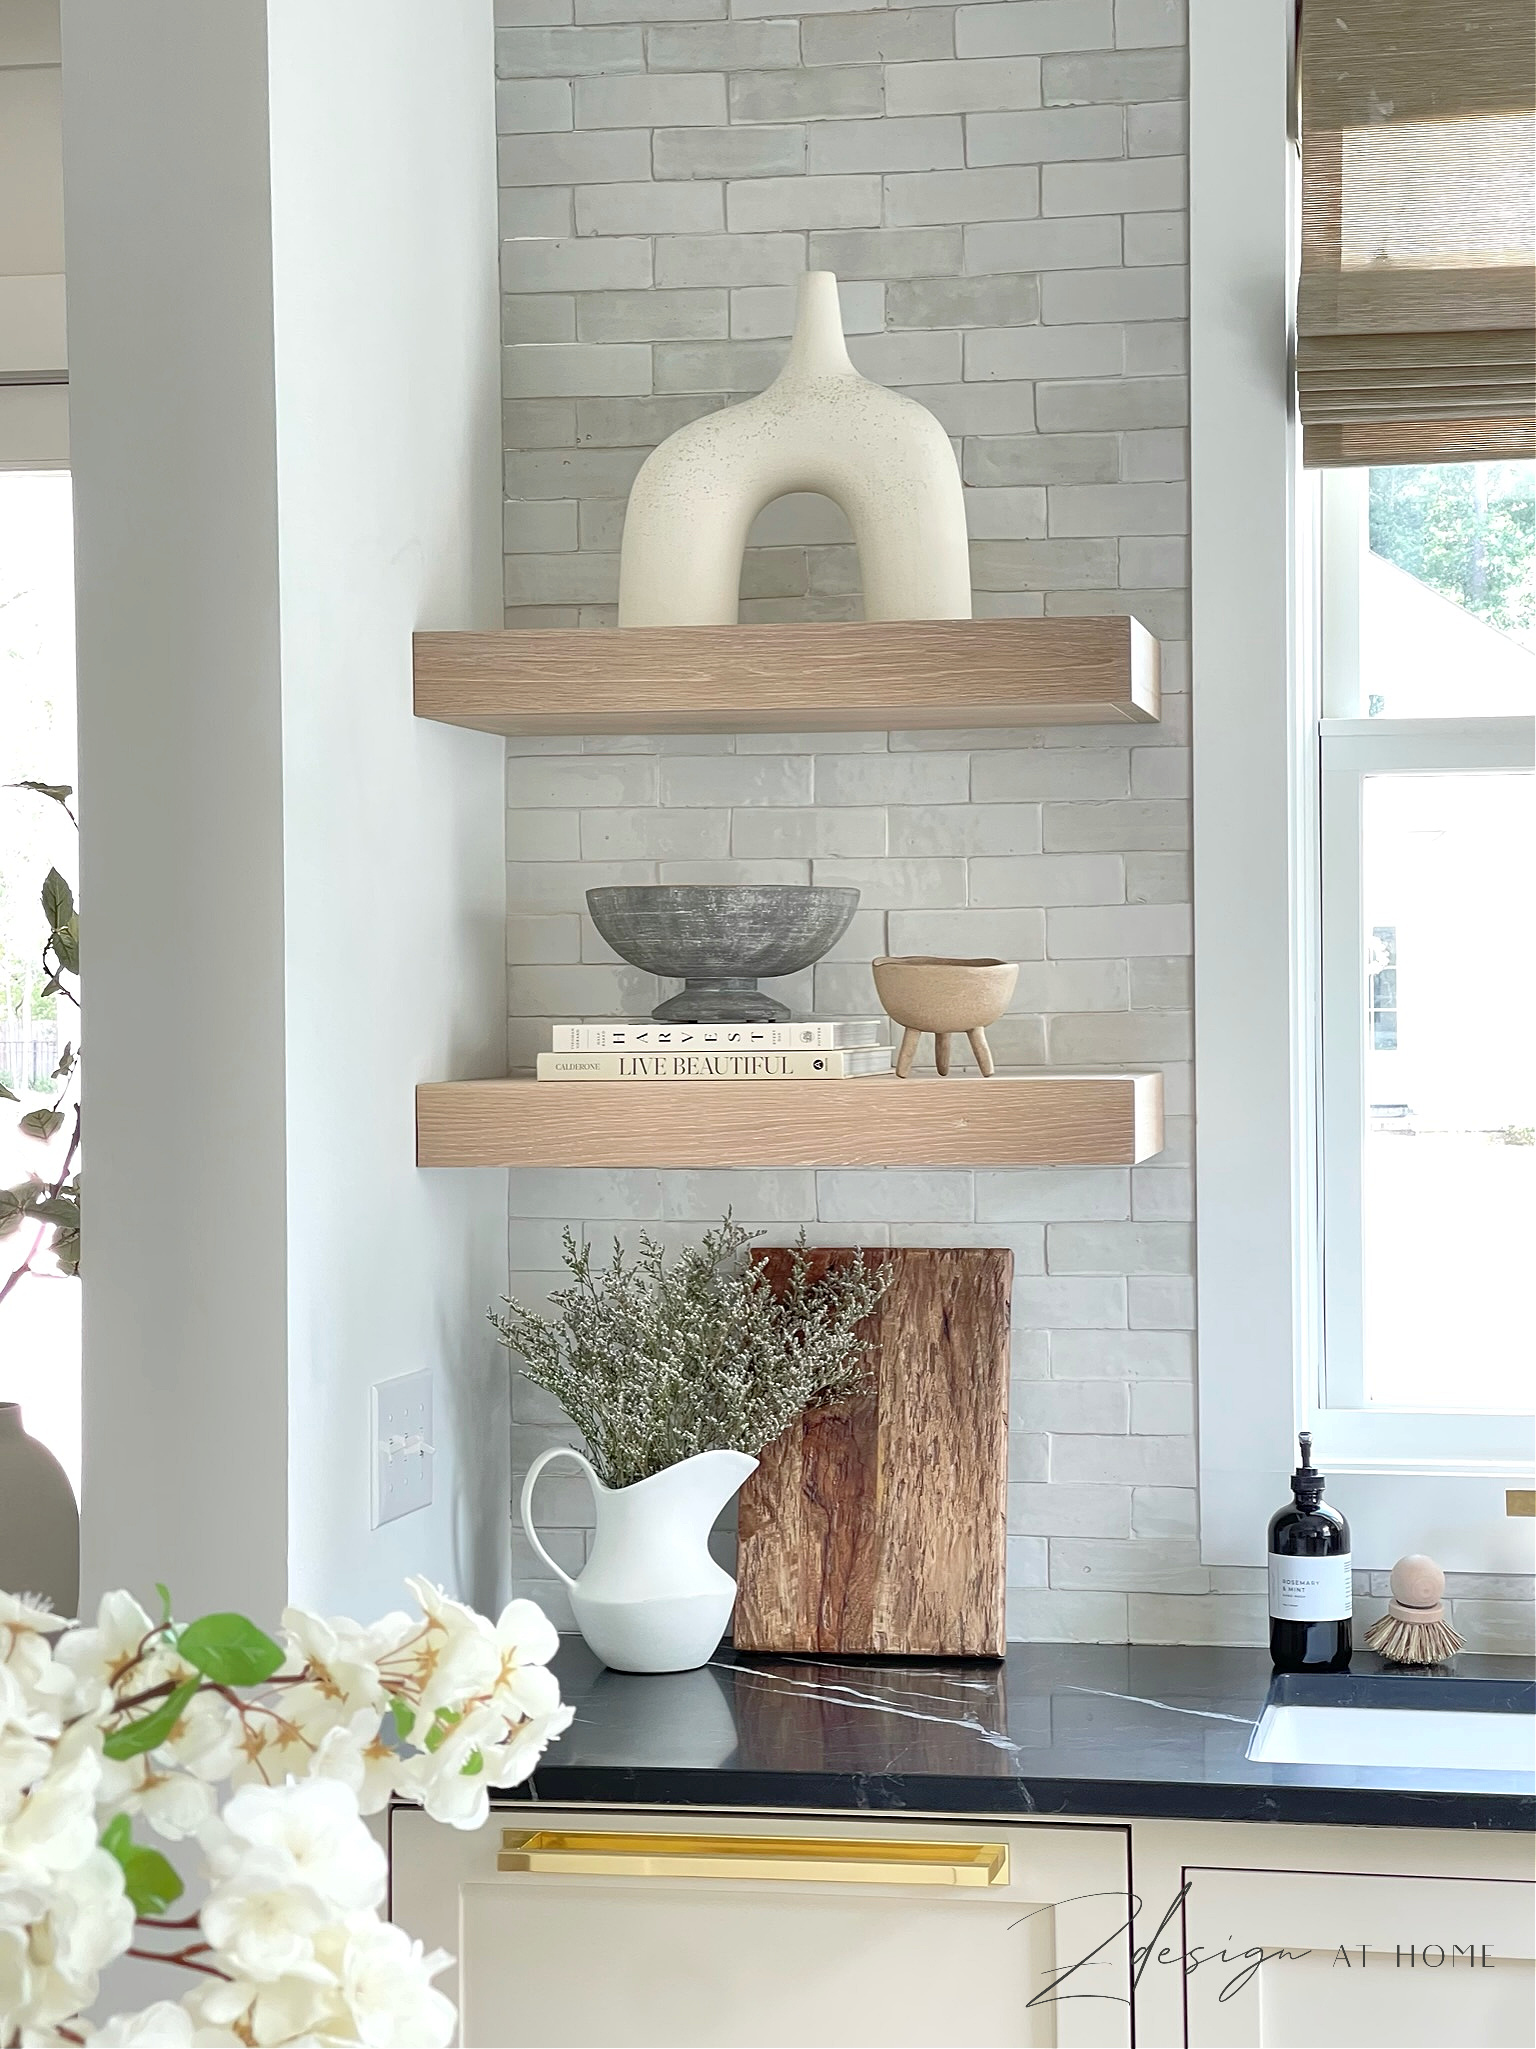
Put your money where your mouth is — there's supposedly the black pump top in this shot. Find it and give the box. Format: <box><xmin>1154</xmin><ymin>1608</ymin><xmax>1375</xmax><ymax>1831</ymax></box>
<box><xmin>1291</xmin><ymin>1430</ymin><xmax>1324</xmax><ymax>1501</ymax></box>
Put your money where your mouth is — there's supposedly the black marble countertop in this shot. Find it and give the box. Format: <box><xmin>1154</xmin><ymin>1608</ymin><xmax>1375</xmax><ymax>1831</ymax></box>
<box><xmin>508</xmin><ymin>1641</ymin><xmax>1535</xmax><ymax>1832</ymax></box>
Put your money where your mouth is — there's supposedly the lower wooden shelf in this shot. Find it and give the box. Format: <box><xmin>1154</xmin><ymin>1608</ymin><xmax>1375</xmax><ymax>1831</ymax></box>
<box><xmin>416</xmin><ymin>1071</ymin><xmax>1162</xmax><ymax>1169</ymax></box>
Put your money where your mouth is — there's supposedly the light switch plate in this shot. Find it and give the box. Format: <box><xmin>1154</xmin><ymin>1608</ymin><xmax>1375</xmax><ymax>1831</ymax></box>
<box><xmin>372</xmin><ymin>1369</ymin><xmax>433</xmax><ymax>1527</ymax></box>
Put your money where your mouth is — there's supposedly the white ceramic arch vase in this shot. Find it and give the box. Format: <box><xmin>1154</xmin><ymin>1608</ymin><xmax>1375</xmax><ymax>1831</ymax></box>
<box><xmin>617</xmin><ymin>271</ymin><xmax>972</xmax><ymax>626</ymax></box>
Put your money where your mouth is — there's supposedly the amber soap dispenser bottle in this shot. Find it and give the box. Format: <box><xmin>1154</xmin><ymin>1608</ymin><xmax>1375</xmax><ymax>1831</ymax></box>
<box><xmin>1268</xmin><ymin>1432</ymin><xmax>1352</xmax><ymax>1672</ymax></box>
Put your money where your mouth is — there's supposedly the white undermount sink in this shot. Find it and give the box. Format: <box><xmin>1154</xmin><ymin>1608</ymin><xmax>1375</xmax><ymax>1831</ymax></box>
<box><xmin>1248</xmin><ymin>1702</ymin><xmax>1536</xmax><ymax>1775</ymax></box>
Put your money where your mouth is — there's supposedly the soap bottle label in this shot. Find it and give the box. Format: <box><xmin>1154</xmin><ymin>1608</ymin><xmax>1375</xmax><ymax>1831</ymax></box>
<box><xmin>1268</xmin><ymin>1552</ymin><xmax>1352</xmax><ymax>1621</ymax></box>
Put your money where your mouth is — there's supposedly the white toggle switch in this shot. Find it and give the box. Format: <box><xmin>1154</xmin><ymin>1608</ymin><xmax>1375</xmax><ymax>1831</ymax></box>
<box><xmin>372</xmin><ymin>1370</ymin><xmax>434</xmax><ymax>1527</ymax></box>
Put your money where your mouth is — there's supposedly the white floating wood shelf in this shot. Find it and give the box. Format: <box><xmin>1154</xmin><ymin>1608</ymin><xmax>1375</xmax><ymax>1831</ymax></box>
<box><xmin>416</xmin><ymin>1072</ymin><xmax>1163</xmax><ymax>1170</ymax></box>
<box><xmin>413</xmin><ymin>617</ymin><xmax>1160</xmax><ymax>736</ymax></box>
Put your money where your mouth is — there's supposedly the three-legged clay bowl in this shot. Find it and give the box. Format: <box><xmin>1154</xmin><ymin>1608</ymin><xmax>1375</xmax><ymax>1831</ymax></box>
<box><xmin>872</xmin><ymin>955</ymin><xmax>1020</xmax><ymax>1077</ymax></box>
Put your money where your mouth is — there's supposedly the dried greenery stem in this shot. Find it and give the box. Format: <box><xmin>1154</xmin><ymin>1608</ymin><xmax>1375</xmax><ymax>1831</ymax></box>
<box><xmin>491</xmin><ymin>1218</ymin><xmax>888</xmax><ymax>1488</ymax></box>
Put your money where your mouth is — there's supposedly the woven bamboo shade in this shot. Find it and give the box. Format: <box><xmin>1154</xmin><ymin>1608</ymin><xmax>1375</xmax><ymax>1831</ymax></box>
<box><xmin>1298</xmin><ymin>0</ymin><xmax>1536</xmax><ymax>467</ymax></box>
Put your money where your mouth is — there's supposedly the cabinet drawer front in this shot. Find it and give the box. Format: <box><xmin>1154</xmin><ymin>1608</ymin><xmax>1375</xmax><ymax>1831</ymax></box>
<box><xmin>466</xmin><ymin>1873</ymin><xmax>1063</xmax><ymax>2048</ymax></box>
<box><xmin>1182</xmin><ymin>1867</ymin><xmax>1536</xmax><ymax>2049</ymax></box>
<box><xmin>390</xmin><ymin>1807</ymin><xmax>1131</xmax><ymax>2049</ymax></box>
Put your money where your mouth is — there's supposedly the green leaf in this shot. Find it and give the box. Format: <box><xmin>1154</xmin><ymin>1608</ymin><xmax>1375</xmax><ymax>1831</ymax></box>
<box><xmin>389</xmin><ymin>1697</ymin><xmax>416</xmax><ymax>1738</ymax></box>
<box><xmin>11</xmin><ymin>780</ymin><xmax>74</xmax><ymax>809</ymax></box>
<box><xmin>51</xmin><ymin>1042</ymin><xmax>75</xmax><ymax>1080</ymax></box>
<box><xmin>460</xmin><ymin>1749</ymin><xmax>484</xmax><ymax>1777</ymax></box>
<box><xmin>104</xmin><ymin>1678</ymin><xmax>200</xmax><ymax>1761</ymax></box>
<box><xmin>100</xmin><ymin>1814</ymin><xmax>184</xmax><ymax>1915</ymax></box>
<box><xmin>122</xmin><ymin>1842</ymin><xmax>184</xmax><ymax>1916</ymax></box>
<box><xmin>177</xmin><ymin>1612</ymin><xmax>285</xmax><ymax>1686</ymax></box>
<box><xmin>34</xmin><ymin>1196</ymin><xmax>78</xmax><ymax>1226</ymax></box>
<box><xmin>155</xmin><ymin>1583</ymin><xmax>174</xmax><ymax>1626</ymax></box>
<box><xmin>19</xmin><ymin>1108</ymin><xmax>64</xmax><ymax>1143</ymax></box>
<box><xmin>41</xmin><ymin>869</ymin><xmax>74</xmax><ymax>932</ymax></box>
<box><xmin>51</xmin><ymin>914</ymin><xmax>79</xmax><ymax>976</ymax></box>
<box><xmin>50</xmin><ymin>1225</ymin><xmax>79</xmax><ymax>1277</ymax></box>
<box><xmin>0</xmin><ymin>1084</ymin><xmax>15</xmax><ymax>1103</ymax></box>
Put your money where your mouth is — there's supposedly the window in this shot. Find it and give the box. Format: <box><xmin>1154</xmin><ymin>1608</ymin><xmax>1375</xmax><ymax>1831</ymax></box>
<box><xmin>1190</xmin><ymin>0</ymin><xmax>1534</xmax><ymax>1571</ymax></box>
<box><xmin>1366</xmin><ymin>927</ymin><xmax>1396</xmax><ymax>1054</ymax></box>
<box><xmin>1318</xmin><ymin>461</ymin><xmax>1533</xmax><ymax>1459</ymax></box>
<box><xmin>0</xmin><ymin>468</ymin><xmax>79</xmax><ymax>1492</ymax></box>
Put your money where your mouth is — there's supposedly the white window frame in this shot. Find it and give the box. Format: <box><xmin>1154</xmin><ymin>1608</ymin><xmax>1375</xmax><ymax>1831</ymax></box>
<box><xmin>1190</xmin><ymin>0</ymin><xmax>1536</xmax><ymax>1573</ymax></box>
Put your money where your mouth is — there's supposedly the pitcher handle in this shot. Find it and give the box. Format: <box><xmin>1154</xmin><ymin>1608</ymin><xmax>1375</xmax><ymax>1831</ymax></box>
<box><xmin>519</xmin><ymin>1446</ymin><xmax>598</xmax><ymax>1588</ymax></box>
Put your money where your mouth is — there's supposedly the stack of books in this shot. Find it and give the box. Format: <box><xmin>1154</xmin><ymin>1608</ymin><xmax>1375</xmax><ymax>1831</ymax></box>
<box><xmin>536</xmin><ymin>1019</ymin><xmax>893</xmax><ymax>1080</ymax></box>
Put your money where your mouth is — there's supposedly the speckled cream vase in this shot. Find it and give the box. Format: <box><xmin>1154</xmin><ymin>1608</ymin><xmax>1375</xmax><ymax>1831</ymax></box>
<box><xmin>0</xmin><ymin>1402</ymin><xmax>79</xmax><ymax>1615</ymax></box>
<box><xmin>617</xmin><ymin>270</ymin><xmax>971</xmax><ymax>626</ymax></box>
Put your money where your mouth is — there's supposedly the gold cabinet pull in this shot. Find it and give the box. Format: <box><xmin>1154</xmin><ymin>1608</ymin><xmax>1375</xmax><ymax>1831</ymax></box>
<box><xmin>498</xmin><ymin>1828</ymin><xmax>1009</xmax><ymax>1888</ymax></box>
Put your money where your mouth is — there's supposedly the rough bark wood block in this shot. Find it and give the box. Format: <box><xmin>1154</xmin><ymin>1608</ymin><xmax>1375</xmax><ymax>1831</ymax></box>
<box><xmin>734</xmin><ymin>1247</ymin><xmax>1012</xmax><ymax>1659</ymax></box>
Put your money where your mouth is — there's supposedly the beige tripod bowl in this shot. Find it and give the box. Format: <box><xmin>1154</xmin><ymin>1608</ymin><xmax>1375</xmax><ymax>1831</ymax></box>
<box><xmin>872</xmin><ymin>955</ymin><xmax>1020</xmax><ymax>1078</ymax></box>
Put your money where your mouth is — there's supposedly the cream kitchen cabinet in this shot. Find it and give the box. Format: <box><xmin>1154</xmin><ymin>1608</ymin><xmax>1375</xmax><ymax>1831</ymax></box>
<box><xmin>1128</xmin><ymin>1817</ymin><xmax>1535</xmax><ymax>2049</ymax></box>
<box><xmin>388</xmin><ymin>1804</ymin><xmax>1135</xmax><ymax>2048</ymax></box>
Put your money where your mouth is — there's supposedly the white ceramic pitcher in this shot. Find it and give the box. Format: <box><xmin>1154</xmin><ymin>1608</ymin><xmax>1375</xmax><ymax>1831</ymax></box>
<box><xmin>520</xmin><ymin>1446</ymin><xmax>757</xmax><ymax>1674</ymax></box>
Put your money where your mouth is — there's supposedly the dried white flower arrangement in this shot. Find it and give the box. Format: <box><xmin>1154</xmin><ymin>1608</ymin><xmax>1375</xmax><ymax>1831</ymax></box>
<box><xmin>491</xmin><ymin>1218</ymin><xmax>887</xmax><ymax>1489</ymax></box>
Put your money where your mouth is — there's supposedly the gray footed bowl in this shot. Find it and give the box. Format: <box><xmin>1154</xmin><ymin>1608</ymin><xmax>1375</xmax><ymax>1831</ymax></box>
<box><xmin>587</xmin><ymin>884</ymin><xmax>860</xmax><ymax>1023</ymax></box>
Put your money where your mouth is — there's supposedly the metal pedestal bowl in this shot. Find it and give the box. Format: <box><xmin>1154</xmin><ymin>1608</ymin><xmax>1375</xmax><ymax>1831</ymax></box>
<box><xmin>586</xmin><ymin>884</ymin><xmax>860</xmax><ymax>1022</ymax></box>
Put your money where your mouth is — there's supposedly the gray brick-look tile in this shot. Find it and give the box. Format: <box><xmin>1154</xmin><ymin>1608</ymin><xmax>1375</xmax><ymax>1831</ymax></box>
<box><xmin>886</xmin><ymin>168</ymin><xmax>1043</xmax><ymax>228</ymax></box>
<box><xmin>496</xmin><ymin>25</ymin><xmax>645</xmax><ymax>76</ymax></box>
<box><xmin>1042</xmin><ymin>46</ymin><xmax>1186</xmax><ymax>103</ymax></box>
<box><xmin>504</xmin><ymin>235</ymin><xmax>652</xmax><ymax>292</ymax></box>
<box><xmin>576</xmin><ymin>179</ymin><xmax>724</xmax><ymax>234</ymax></box>
<box><xmin>802</xmin><ymin>10</ymin><xmax>958</xmax><ymax>67</ymax></box>
<box><xmin>955</xmin><ymin>1</ymin><xmax>1114</xmax><ymax>60</ymax></box>
<box><xmin>958</xmin><ymin>477</ymin><xmax>1056</xmax><ymax>536</ymax></box>
<box><xmin>732</xmin><ymin>279</ymin><xmax>884</xmax><ymax>338</ymax></box>
<box><xmin>730</xmin><ymin>66</ymin><xmax>883</xmax><ymax>122</ymax></box>
<box><xmin>648</xmin><ymin>18</ymin><xmax>800</xmax><ymax>68</ymax></box>
<box><xmin>1041</xmin><ymin>263</ymin><xmax>1186</xmax><ymax>323</ymax></box>
<box><xmin>889</xmin><ymin>273</ymin><xmax>1039</xmax><ymax>329</ymax></box>
<box><xmin>809</xmin><ymin>225</ymin><xmax>964</xmax><ymax>278</ymax></box>
<box><xmin>497</xmin><ymin>78</ymin><xmax>575</xmax><ymax>132</ymax></box>
<box><xmin>498</xmin><ymin>127</ymin><xmax>653</xmax><ymax>183</ymax></box>
<box><xmin>653</xmin><ymin>231</ymin><xmax>809</xmax><ymax>287</ymax></box>
<box><xmin>727</xmin><ymin>174</ymin><xmax>882</xmax><ymax>232</ymax></box>
<box><xmin>1042</xmin><ymin>153</ymin><xmax>1185</xmax><ymax>215</ymax></box>
<box><xmin>966</xmin><ymin>104</ymin><xmax>1126</xmax><ymax>163</ymax></box>
<box><xmin>497</xmin><ymin>5</ymin><xmax>1534</xmax><ymax>1642</ymax></box>
<box><xmin>1115</xmin><ymin>0</ymin><xmax>1185</xmax><ymax>47</ymax></box>
<box><xmin>654</xmin><ymin>125</ymin><xmax>806</xmax><ymax>179</ymax></box>
<box><xmin>806</xmin><ymin>114</ymin><xmax>966</xmax><ymax>175</ymax></box>
<box><xmin>885</xmin><ymin>56</ymin><xmax>1042</xmax><ymax>116</ymax></box>
<box><xmin>574</xmin><ymin>70</ymin><xmax>725</xmax><ymax>125</ymax></box>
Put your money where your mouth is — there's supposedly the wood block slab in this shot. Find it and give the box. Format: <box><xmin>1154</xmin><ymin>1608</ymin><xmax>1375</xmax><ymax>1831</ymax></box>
<box><xmin>734</xmin><ymin>1247</ymin><xmax>1012</xmax><ymax>1659</ymax></box>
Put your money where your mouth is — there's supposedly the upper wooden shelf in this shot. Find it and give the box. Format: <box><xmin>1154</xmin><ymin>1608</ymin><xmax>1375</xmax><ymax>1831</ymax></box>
<box><xmin>416</xmin><ymin>1072</ymin><xmax>1163</xmax><ymax>1170</ymax></box>
<box><xmin>413</xmin><ymin>617</ymin><xmax>1160</xmax><ymax>736</ymax></box>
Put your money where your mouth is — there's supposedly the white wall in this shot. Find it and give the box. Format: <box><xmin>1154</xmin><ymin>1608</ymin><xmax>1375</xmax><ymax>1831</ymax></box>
<box><xmin>64</xmin><ymin>0</ymin><xmax>291</xmax><ymax>1620</ymax></box>
<box><xmin>268</xmin><ymin>0</ymin><xmax>510</xmax><ymax>1619</ymax></box>
<box><xmin>64</xmin><ymin>0</ymin><xmax>507</xmax><ymax>1623</ymax></box>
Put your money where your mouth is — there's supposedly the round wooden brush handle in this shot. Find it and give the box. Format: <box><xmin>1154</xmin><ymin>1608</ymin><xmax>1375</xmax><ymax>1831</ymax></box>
<box><xmin>1387</xmin><ymin>1552</ymin><xmax>1446</xmax><ymax>1622</ymax></box>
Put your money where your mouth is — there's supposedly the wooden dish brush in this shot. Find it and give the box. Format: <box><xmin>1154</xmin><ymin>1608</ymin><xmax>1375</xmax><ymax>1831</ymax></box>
<box><xmin>1364</xmin><ymin>1555</ymin><xmax>1464</xmax><ymax>1665</ymax></box>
